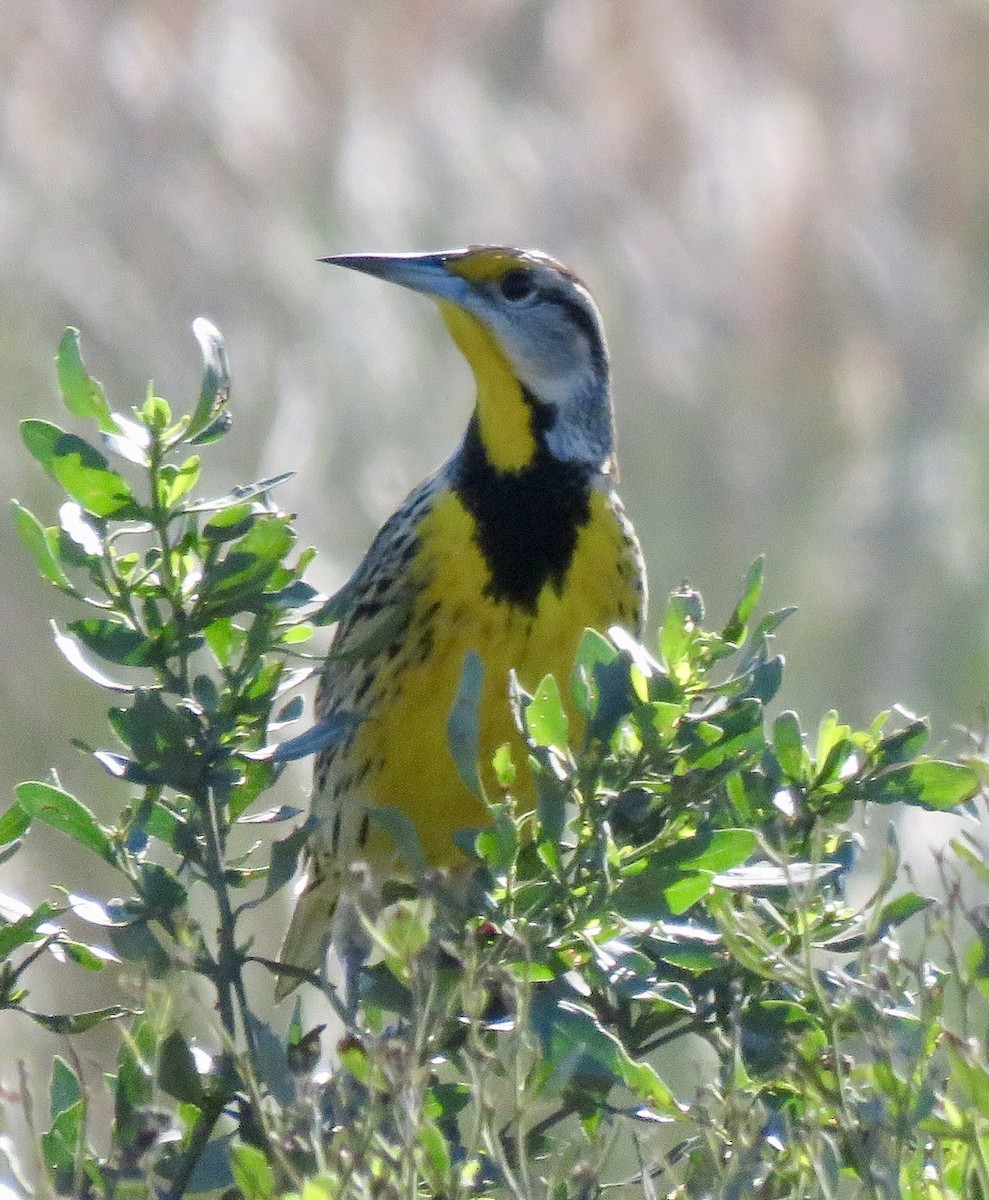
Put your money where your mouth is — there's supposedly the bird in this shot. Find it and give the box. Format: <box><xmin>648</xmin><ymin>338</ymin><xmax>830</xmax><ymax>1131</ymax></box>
<box><xmin>276</xmin><ymin>246</ymin><xmax>646</xmax><ymax>1001</ymax></box>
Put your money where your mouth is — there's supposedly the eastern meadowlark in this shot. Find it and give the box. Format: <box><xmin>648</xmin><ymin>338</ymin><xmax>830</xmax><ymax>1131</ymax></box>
<box><xmin>277</xmin><ymin>246</ymin><xmax>646</xmax><ymax>999</ymax></box>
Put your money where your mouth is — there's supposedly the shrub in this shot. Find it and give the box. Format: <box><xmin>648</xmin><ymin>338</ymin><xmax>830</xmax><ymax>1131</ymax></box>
<box><xmin>3</xmin><ymin>326</ymin><xmax>989</xmax><ymax>1199</ymax></box>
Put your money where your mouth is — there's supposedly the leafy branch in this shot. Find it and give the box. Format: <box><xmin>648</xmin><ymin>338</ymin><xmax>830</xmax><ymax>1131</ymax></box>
<box><xmin>4</xmin><ymin>325</ymin><xmax>989</xmax><ymax>1199</ymax></box>
<box><xmin>6</xmin><ymin>322</ymin><xmax>320</xmax><ymax>1194</ymax></box>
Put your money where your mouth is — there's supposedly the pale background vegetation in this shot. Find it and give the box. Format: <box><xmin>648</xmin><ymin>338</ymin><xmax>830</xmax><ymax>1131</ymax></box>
<box><xmin>2</xmin><ymin>0</ymin><xmax>989</xmax><ymax>1127</ymax></box>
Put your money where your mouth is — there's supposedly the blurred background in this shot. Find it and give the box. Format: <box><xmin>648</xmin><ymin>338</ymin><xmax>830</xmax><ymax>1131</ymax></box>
<box><xmin>2</xmin><ymin>0</ymin><xmax>989</xmax><ymax>1136</ymax></box>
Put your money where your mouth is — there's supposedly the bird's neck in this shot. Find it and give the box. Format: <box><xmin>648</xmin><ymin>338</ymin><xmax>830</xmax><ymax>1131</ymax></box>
<box><xmin>437</xmin><ymin>301</ymin><xmax>539</xmax><ymax>472</ymax></box>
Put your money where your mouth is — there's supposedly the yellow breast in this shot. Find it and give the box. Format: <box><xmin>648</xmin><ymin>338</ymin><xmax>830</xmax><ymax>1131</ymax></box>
<box><xmin>352</xmin><ymin>485</ymin><xmax>643</xmax><ymax>865</ymax></box>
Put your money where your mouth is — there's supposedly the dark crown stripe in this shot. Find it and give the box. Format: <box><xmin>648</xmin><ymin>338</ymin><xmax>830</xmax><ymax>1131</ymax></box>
<box><xmin>538</xmin><ymin>286</ymin><xmax>608</xmax><ymax>374</ymax></box>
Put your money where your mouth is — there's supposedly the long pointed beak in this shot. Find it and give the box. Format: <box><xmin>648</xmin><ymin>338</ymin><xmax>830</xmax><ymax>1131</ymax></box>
<box><xmin>320</xmin><ymin>251</ymin><xmax>471</xmax><ymax>305</ymax></box>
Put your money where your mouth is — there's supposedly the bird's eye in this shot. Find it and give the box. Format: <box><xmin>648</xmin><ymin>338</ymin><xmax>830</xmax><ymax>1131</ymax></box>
<box><xmin>498</xmin><ymin>268</ymin><xmax>536</xmax><ymax>302</ymax></box>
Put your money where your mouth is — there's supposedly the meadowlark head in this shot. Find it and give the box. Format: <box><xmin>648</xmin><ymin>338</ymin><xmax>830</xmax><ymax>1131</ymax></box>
<box><xmin>322</xmin><ymin>246</ymin><xmax>614</xmax><ymax>474</ymax></box>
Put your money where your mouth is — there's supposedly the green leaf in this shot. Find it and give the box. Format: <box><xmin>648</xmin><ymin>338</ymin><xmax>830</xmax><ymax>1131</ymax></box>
<box><xmin>14</xmin><ymin>782</ymin><xmax>117</xmax><ymax>864</ymax></box>
<box><xmin>30</xmin><ymin>1006</ymin><xmax>131</xmax><ymax>1034</ymax></box>
<box><xmin>681</xmin><ymin>699</ymin><xmax>764</xmax><ymax>772</ymax></box>
<box><xmin>570</xmin><ymin>627</ymin><xmax>617</xmax><ymax>719</ymax></box>
<box><xmin>491</xmin><ymin>742</ymin><xmax>516</xmax><ymax>788</ymax></box>
<box><xmin>108</xmin><ymin>690</ymin><xmax>198</xmax><ymax>769</ymax></box>
<box><xmin>197</xmin><ymin>518</ymin><xmax>295</xmax><ymax>612</ymax></box>
<box><xmin>61</xmin><ymin>938</ymin><xmax>117</xmax><ymax>970</ymax></box>
<box><xmin>158</xmin><ymin>1030</ymin><xmax>205</xmax><ymax>1105</ymax></box>
<box><xmin>535</xmin><ymin>770</ymin><xmax>567</xmax><ymax>873</ymax></box>
<box><xmin>473</xmin><ymin>803</ymin><xmax>519</xmax><ymax>873</ymax></box>
<box><xmin>722</xmin><ymin>556</ymin><xmax>764</xmax><ymax>643</ymax></box>
<box><xmin>815</xmin><ymin>710</ymin><xmax>852</xmax><ymax>771</ymax></box>
<box><xmin>21</xmin><ymin>418</ymin><xmax>65</xmax><ymax>475</ymax></box>
<box><xmin>676</xmin><ymin>828</ymin><xmax>757</xmax><ymax>874</ymax></box>
<box><xmin>41</xmin><ymin>1099</ymin><xmax>83</xmax><ymax>1175</ymax></box>
<box><xmin>23</xmin><ymin>424</ymin><xmax>136</xmax><ymax>517</ymax></box>
<box><xmin>114</xmin><ymin>1022</ymin><xmax>154</xmax><ymax>1148</ymax></box>
<box><xmin>525</xmin><ymin>674</ymin><xmax>570</xmax><ymax>749</ymax></box>
<box><xmin>187</xmin><ymin>473</ymin><xmax>294</xmax><ymax>516</ymax></box>
<box><xmin>377</xmin><ymin>900</ymin><xmax>433</xmax><ymax>982</ymax></box>
<box><xmin>157</xmin><ymin>456</ymin><xmax>201</xmax><ymax>508</ymax></box>
<box><xmin>535</xmin><ymin>989</ymin><xmax>680</xmax><ymax>1116</ymax></box>
<box><xmin>52</xmin><ymin>622</ymin><xmax>135</xmax><ymax>692</ymax></box>
<box><xmin>230</xmin><ymin>1142</ymin><xmax>277</xmax><ymax>1200</ymax></box>
<box><xmin>56</xmin><ymin>327</ymin><xmax>119</xmax><ymax>432</ymax></box>
<box><xmin>661</xmin><ymin>871</ymin><xmax>715</xmax><ymax>914</ymax></box>
<box><xmin>0</xmin><ymin>900</ymin><xmax>61</xmax><ymax>957</ymax></box>
<box><xmin>618</xmin><ymin>831</ymin><xmax>756</xmax><ymax>918</ymax></box>
<box><xmin>660</xmin><ymin>585</ymin><xmax>703</xmax><ymax>673</ymax></box>
<box><xmin>279</xmin><ymin>623</ymin><xmax>312</xmax><ymax>644</ymax></box>
<box><xmin>50</xmin><ymin>1055</ymin><xmax>82</xmax><ymax>1118</ymax></box>
<box><xmin>53</xmin><ymin>445</ymin><xmax>136</xmax><ymax>516</ymax></box>
<box><xmin>0</xmin><ymin>800</ymin><xmax>31</xmax><ymax>846</ymax></box>
<box><xmin>418</xmin><ymin>1120</ymin><xmax>452</xmax><ymax>1191</ymax></box>
<box><xmin>140</xmin><ymin>393</ymin><xmax>172</xmax><ymax>432</ymax></box>
<box><xmin>875</xmin><ymin>717</ymin><xmax>930</xmax><ymax>767</ymax></box>
<box><xmin>876</xmin><ymin>892</ymin><xmax>932</xmax><ymax>931</ymax></box>
<box><xmin>69</xmin><ymin>619</ymin><xmax>159</xmax><ymax>667</ymax></box>
<box><xmin>745</xmin><ymin>654</ymin><xmax>783</xmax><ymax>703</ymax></box>
<box><xmin>139</xmin><ymin>863</ymin><xmax>188</xmax><ymax>918</ymax></box>
<box><xmin>863</xmin><ymin>760</ymin><xmax>979</xmax><ymax>811</ymax></box>
<box><xmin>948</xmin><ymin>1040</ymin><xmax>989</xmax><ymax>1122</ymax></box>
<box><xmin>202</xmin><ymin>502</ymin><xmax>255</xmax><ymax>542</ymax></box>
<box><xmin>447</xmin><ymin>652</ymin><xmax>484</xmax><ymax>796</ymax></box>
<box><xmin>773</xmin><ymin>710</ymin><xmax>807</xmax><ymax>781</ymax></box>
<box><xmin>10</xmin><ymin>502</ymin><xmax>80</xmax><ymax>595</ymax></box>
<box><xmin>108</xmin><ymin>920</ymin><xmax>172</xmax><ymax>975</ymax></box>
<box><xmin>188</xmin><ymin>318</ymin><xmax>232</xmax><ymax>441</ymax></box>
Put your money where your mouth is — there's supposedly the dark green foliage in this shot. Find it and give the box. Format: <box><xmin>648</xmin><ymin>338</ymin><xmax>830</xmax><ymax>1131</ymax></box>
<box><xmin>4</xmin><ymin>325</ymin><xmax>989</xmax><ymax>1198</ymax></box>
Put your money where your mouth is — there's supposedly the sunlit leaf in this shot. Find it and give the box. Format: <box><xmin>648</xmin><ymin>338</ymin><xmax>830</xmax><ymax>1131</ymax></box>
<box><xmin>14</xmin><ymin>781</ymin><xmax>117</xmax><ymax>864</ymax></box>
<box><xmin>533</xmin><ymin>987</ymin><xmax>680</xmax><ymax>1116</ymax></box>
<box><xmin>23</xmin><ymin>423</ymin><xmax>137</xmax><ymax>517</ymax></box>
<box><xmin>659</xmin><ymin>584</ymin><xmax>704</xmax><ymax>674</ymax></box>
<box><xmin>876</xmin><ymin>891</ymin><xmax>932</xmax><ymax>930</ymax></box>
<box><xmin>58</xmin><ymin>501</ymin><xmax>103</xmax><ymax>556</ymax></box>
<box><xmin>773</xmin><ymin>710</ymin><xmax>806</xmax><ymax>781</ymax></box>
<box><xmin>187</xmin><ymin>473</ymin><xmax>295</xmax><ymax>514</ymax></box>
<box><xmin>188</xmin><ymin>317</ymin><xmax>231</xmax><ymax>442</ymax></box>
<box><xmin>863</xmin><ymin>760</ymin><xmax>979</xmax><ymax>811</ymax></box>
<box><xmin>102</xmin><ymin>411</ymin><xmax>150</xmax><ymax>465</ymax></box>
<box><xmin>247</xmin><ymin>712</ymin><xmax>357</xmax><ymax>764</ymax></box>
<box><xmin>525</xmin><ymin>674</ymin><xmax>570</xmax><ymax>749</ymax></box>
<box><xmin>30</xmin><ymin>1006</ymin><xmax>132</xmax><ymax>1034</ymax></box>
<box><xmin>52</xmin><ymin>622</ymin><xmax>134</xmax><ymax>691</ymax></box>
<box><xmin>61</xmin><ymin>939</ymin><xmax>119</xmax><ymax>970</ymax></box>
<box><xmin>69</xmin><ymin>618</ymin><xmax>159</xmax><ymax>666</ymax></box>
<box><xmin>0</xmin><ymin>801</ymin><xmax>30</xmax><ymax>847</ymax></box>
<box><xmin>10</xmin><ymin>501</ymin><xmax>80</xmax><ymax>595</ymax></box>
<box><xmin>570</xmin><ymin>627</ymin><xmax>616</xmax><ymax>719</ymax></box>
<box><xmin>230</xmin><ymin>1141</ymin><xmax>277</xmax><ymax>1200</ymax></box>
<box><xmin>56</xmin><ymin>327</ymin><xmax>119</xmax><ymax>433</ymax></box>
<box><xmin>0</xmin><ymin>900</ymin><xmax>62</xmax><ymax>957</ymax></box>
<box><xmin>677</xmin><ymin>829</ymin><xmax>757</xmax><ymax>873</ymax></box>
<box><xmin>722</xmin><ymin>556</ymin><xmax>764</xmax><ymax>643</ymax></box>
<box><xmin>712</xmin><ymin>861</ymin><xmax>842</xmax><ymax>889</ymax></box>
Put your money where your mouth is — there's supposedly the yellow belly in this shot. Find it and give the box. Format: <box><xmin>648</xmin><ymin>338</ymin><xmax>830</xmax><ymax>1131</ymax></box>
<box><xmin>351</xmin><ymin>486</ymin><xmax>642</xmax><ymax>865</ymax></box>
